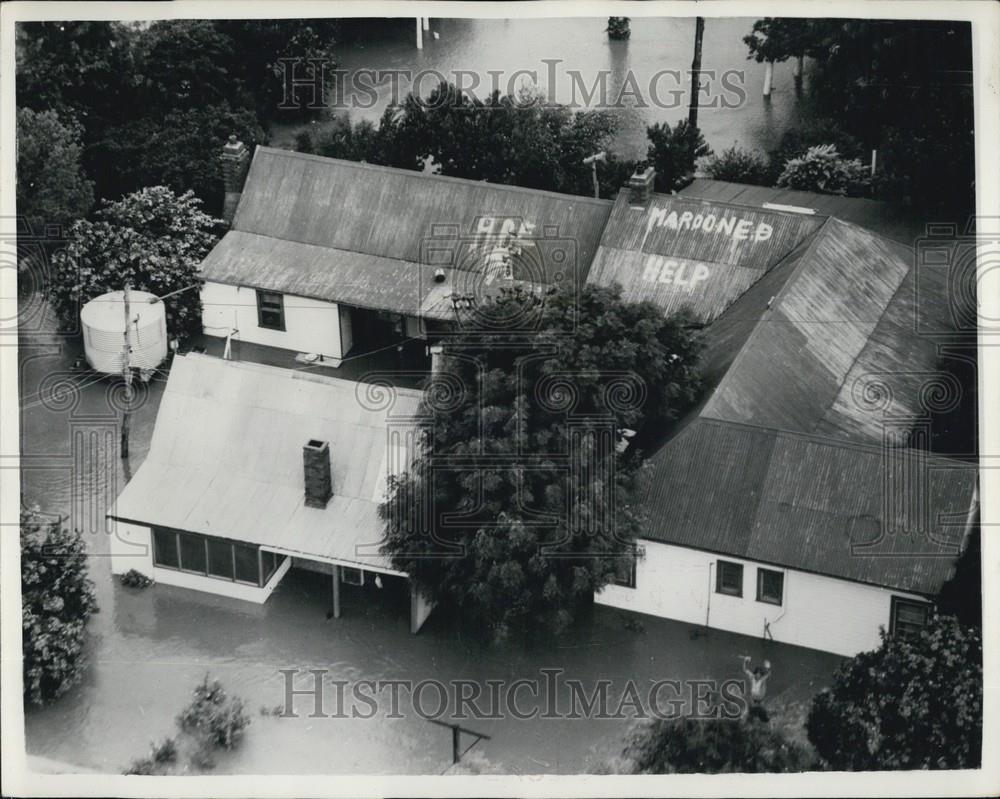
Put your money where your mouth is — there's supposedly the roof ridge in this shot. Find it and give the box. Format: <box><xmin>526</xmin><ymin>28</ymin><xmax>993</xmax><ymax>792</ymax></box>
<box><xmin>611</xmin><ymin>186</ymin><xmax>837</xmax><ymax>226</ymax></box>
<box><xmin>697</xmin><ymin>217</ymin><xmax>834</xmax><ymax>419</ymax></box>
<box><xmin>251</xmin><ymin>146</ymin><xmax>615</xmax><ymax>207</ymax></box>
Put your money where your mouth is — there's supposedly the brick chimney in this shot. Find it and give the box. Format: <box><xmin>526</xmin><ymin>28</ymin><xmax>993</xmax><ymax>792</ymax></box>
<box><xmin>220</xmin><ymin>134</ymin><xmax>250</xmax><ymax>225</ymax></box>
<box><xmin>627</xmin><ymin>166</ymin><xmax>655</xmax><ymax>205</ymax></box>
<box><xmin>303</xmin><ymin>439</ymin><xmax>332</xmax><ymax>509</ymax></box>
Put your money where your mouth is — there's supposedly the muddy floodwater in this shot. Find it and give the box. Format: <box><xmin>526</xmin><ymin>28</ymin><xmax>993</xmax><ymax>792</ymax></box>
<box><xmin>19</xmin><ymin>299</ymin><xmax>841</xmax><ymax>774</ymax></box>
<box><xmin>273</xmin><ymin>17</ymin><xmax>812</xmax><ymax>160</ymax></box>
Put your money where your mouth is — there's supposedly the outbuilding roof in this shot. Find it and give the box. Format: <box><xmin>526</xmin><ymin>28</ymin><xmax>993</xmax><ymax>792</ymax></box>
<box><xmin>109</xmin><ymin>354</ymin><xmax>424</xmax><ymax>572</ymax></box>
<box><xmin>200</xmin><ymin>147</ymin><xmax>613</xmax><ymax>316</ymax></box>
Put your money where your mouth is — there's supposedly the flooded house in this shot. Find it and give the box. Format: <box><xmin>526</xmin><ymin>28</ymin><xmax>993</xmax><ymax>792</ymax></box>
<box><xmin>592</xmin><ymin>180</ymin><xmax>979</xmax><ymax>656</ymax></box>
<box><xmin>200</xmin><ymin>139</ymin><xmax>612</xmax><ymax>367</ymax></box>
<box><xmin>107</xmin><ymin>143</ymin><xmax>977</xmax><ymax>657</ymax></box>
<box><xmin>107</xmin><ymin>353</ymin><xmax>435</xmax><ymax>632</ymax></box>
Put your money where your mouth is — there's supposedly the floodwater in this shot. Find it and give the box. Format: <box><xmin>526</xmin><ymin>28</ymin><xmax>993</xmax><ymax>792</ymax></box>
<box><xmin>273</xmin><ymin>16</ymin><xmax>811</xmax><ymax>160</ymax></box>
<box><xmin>18</xmin><ymin>299</ymin><xmax>842</xmax><ymax>774</ymax></box>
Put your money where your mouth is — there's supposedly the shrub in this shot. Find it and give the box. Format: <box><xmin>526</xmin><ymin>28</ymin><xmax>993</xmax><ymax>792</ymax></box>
<box><xmin>151</xmin><ymin>737</ymin><xmax>178</xmax><ymax>764</ymax></box>
<box><xmin>177</xmin><ymin>675</ymin><xmax>251</xmax><ymax>750</ymax></box>
<box><xmin>614</xmin><ymin>716</ymin><xmax>816</xmax><ymax>774</ymax></box>
<box><xmin>767</xmin><ymin>119</ymin><xmax>864</xmax><ymax>182</ymax></box>
<box><xmin>705</xmin><ymin>145</ymin><xmax>770</xmax><ymax>185</ymax></box>
<box><xmin>776</xmin><ymin>144</ymin><xmax>870</xmax><ymax>196</ymax></box>
<box><xmin>806</xmin><ymin>615</ymin><xmax>982</xmax><ymax>770</ymax></box>
<box><xmin>119</xmin><ymin>569</ymin><xmax>153</xmax><ymax>589</ymax></box>
<box><xmin>21</xmin><ymin>510</ymin><xmax>98</xmax><ymax>705</ymax></box>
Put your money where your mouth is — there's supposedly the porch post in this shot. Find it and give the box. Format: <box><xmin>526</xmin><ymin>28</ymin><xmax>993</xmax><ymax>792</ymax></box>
<box><xmin>410</xmin><ymin>581</ymin><xmax>434</xmax><ymax>634</ymax></box>
<box><xmin>332</xmin><ymin>565</ymin><xmax>341</xmax><ymax>619</ymax></box>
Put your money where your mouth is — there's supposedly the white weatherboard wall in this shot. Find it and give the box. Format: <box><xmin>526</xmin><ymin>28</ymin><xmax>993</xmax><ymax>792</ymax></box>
<box><xmin>109</xmin><ymin>521</ymin><xmax>289</xmax><ymax>604</ymax></box>
<box><xmin>201</xmin><ymin>282</ymin><xmax>344</xmax><ymax>360</ymax></box>
<box><xmin>596</xmin><ymin>540</ymin><xmax>924</xmax><ymax>657</ymax></box>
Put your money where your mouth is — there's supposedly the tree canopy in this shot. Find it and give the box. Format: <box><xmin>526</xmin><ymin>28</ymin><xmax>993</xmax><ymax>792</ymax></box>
<box><xmin>50</xmin><ymin>186</ymin><xmax>220</xmax><ymax>341</ymax></box>
<box><xmin>381</xmin><ymin>284</ymin><xmax>701</xmax><ymax>640</ymax></box>
<box><xmin>806</xmin><ymin>615</ymin><xmax>982</xmax><ymax>770</ymax></box>
<box><xmin>21</xmin><ymin>510</ymin><xmax>99</xmax><ymax>705</ymax></box>
<box><xmin>15</xmin><ymin>107</ymin><xmax>94</xmax><ymax>239</ymax></box>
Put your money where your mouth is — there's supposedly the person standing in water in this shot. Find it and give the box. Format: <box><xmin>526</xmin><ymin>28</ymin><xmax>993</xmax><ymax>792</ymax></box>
<box><xmin>741</xmin><ymin>656</ymin><xmax>771</xmax><ymax>705</ymax></box>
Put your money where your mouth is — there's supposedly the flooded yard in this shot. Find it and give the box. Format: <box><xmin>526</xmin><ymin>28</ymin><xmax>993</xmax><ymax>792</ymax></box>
<box><xmin>18</xmin><ymin>299</ymin><xmax>842</xmax><ymax>774</ymax></box>
<box><xmin>272</xmin><ymin>16</ymin><xmax>812</xmax><ymax>160</ymax></box>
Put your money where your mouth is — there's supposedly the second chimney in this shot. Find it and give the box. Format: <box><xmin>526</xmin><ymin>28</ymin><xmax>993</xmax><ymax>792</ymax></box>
<box><xmin>627</xmin><ymin>166</ymin><xmax>656</xmax><ymax>205</ymax></box>
<box><xmin>303</xmin><ymin>439</ymin><xmax>332</xmax><ymax>509</ymax></box>
<box><xmin>221</xmin><ymin>134</ymin><xmax>250</xmax><ymax>225</ymax></box>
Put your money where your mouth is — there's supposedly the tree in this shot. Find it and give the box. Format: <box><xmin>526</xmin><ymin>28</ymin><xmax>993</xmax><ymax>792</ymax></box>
<box><xmin>646</xmin><ymin>119</ymin><xmax>710</xmax><ymax>193</ymax></box>
<box><xmin>611</xmin><ymin>716</ymin><xmax>816</xmax><ymax>774</ymax></box>
<box><xmin>806</xmin><ymin>615</ymin><xmax>982</xmax><ymax>770</ymax></box>
<box><xmin>21</xmin><ymin>510</ymin><xmax>99</xmax><ymax>705</ymax></box>
<box><xmin>743</xmin><ymin>18</ymin><xmax>818</xmax><ymax>66</ymax></box>
<box><xmin>15</xmin><ymin>108</ymin><xmax>94</xmax><ymax>239</ymax></box>
<box><xmin>381</xmin><ymin>284</ymin><xmax>702</xmax><ymax>641</ymax></box>
<box><xmin>93</xmin><ymin>103</ymin><xmax>266</xmax><ymax>214</ymax></box>
<box><xmin>50</xmin><ymin>186</ymin><xmax>220</xmax><ymax>341</ymax></box>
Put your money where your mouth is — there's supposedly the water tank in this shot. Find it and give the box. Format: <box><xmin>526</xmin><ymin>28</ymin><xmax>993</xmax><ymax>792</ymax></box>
<box><xmin>80</xmin><ymin>290</ymin><xmax>168</xmax><ymax>374</ymax></box>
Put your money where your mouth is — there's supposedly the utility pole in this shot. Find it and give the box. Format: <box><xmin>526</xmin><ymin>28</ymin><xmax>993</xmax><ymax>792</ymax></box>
<box><xmin>582</xmin><ymin>151</ymin><xmax>606</xmax><ymax>199</ymax></box>
<box><xmin>688</xmin><ymin>16</ymin><xmax>705</xmax><ymax>128</ymax></box>
<box><xmin>121</xmin><ymin>284</ymin><xmax>133</xmax><ymax>461</ymax></box>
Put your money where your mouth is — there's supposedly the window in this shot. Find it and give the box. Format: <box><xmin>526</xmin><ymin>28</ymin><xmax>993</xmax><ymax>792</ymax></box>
<box><xmin>612</xmin><ymin>552</ymin><xmax>637</xmax><ymax>589</ymax></box>
<box><xmin>151</xmin><ymin>527</ymin><xmax>277</xmax><ymax>588</ymax></box>
<box><xmin>153</xmin><ymin>527</ymin><xmax>180</xmax><ymax>569</ymax></box>
<box><xmin>756</xmin><ymin>568</ymin><xmax>784</xmax><ymax>605</ymax></box>
<box><xmin>256</xmin><ymin>290</ymin><xmax>285</xmax><ymax>331</ymax></box>
<box><xmin>716</xmin><ymin>560</ymin><xmax>743</xmax><ymax>597</ymax></box>
<box><xmin>179</xmin><ymin>532</ymin><xmax>207</xmax><ymax>573</ymax></box>
<box><xmin>234</xmin><ymin>544</ymin><xmax>260</xmax><ymax>585</ymax></box>
<box><xmin>891</xmin><ymin>596</ymin><xmax>932</xmax><ymax>640</ymax></box>
<box><xmin>207</xmin><ymin>538</ymin><xmax>235</xmax><ymax>580</ymax></box>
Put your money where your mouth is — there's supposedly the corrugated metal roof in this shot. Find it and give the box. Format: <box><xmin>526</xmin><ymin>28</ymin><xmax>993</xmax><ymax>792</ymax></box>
<box><xmin>202</xmin><ymin>147</ymin><xmax>612</xmax><ymax>314</ymax></box>
<box><xmin>641</xmin><ymin>417</ymin><xmax>976</xmax><ymax>594</ymax></box>
<box><xmin>586</xmin><ymin>190</ymin><xmax>824</xmax><ymax>322</ymax></box>
<box><xmin>680</xmin><ymin>178</ymin><xmax>926</xmax><ymax>245</ymax></box>
<box><xmin>109</xmin><ymin>354</ymin><xmax>424</xmax><ymax>571</ymax></box>
<box><xmin>700</xmin><ymin>218</ymin><xmax>945</xmax><ymax>444</ymax></box>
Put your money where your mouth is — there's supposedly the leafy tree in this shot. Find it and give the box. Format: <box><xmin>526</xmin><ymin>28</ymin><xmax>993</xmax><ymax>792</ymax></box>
<box><xmin>317</xmin><ymin>106</ymin><xmax>424</xmax><ymax>171</ymax></box>
<box><xmin>743</xmin><ymin>18</ymin><xmax>818</xmax><ymax>66</ymax></box>
<box><xmin>646</xmin><ymin>119</ymin><xmax>710</xmax><ymax>193</ymax></box>
<box><xmin>50</xmin><ymin>186</ymin><xmax>220</xmax><ymax>341</ymax></box>
<box><xmin>612</xmin><ymin>716</ymin><xmax>816</xmax><ymax>774</ymax></box>
<box><xmin>705</xmin><ymin>145</ymin><xmax>770</xmax><ymax>186</ymax></box>
<box><xmin>15</xmin><ymin>108</ymin><xmax>94</xmax><ymax>238</ymax></box>
<box><xmin>776</xmin><ymin>144</ymin><xmax>870</xmax><ymax>197</ymax></box>
<box><xmin>93</xmin><ymin>103</ymin><xmax>266</xmax><ymax>214</ymax></box>
<box><xmin>21</xmin><ymin>510</ymin><xmax>98</xmax><ymax>705</ymax></box>
<box><xmin>15</xmin><ymin>21</ymin><xmax>139</xmax><ymax>126</ymax></box>
<box><xmin>381</xmin><ymin>284</ymin><xmax>701</xmax><ymax>641</ymax></box>
<box><xmin>806</xmin><ymin>615</ymin><xmax>982</xmax><ymax>770</ymax></box>
<box><xmin>606</xmin><ymin>18</ymin><xmax>631</xmax><ymax>41</ymax></box>
<box><xmin>215</xmin><ymin>19</ymin><xmax>341</xmax><ymax>120</ymax></box>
